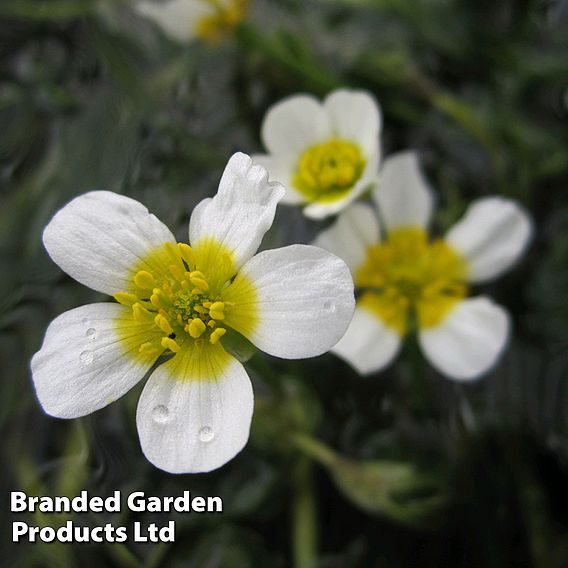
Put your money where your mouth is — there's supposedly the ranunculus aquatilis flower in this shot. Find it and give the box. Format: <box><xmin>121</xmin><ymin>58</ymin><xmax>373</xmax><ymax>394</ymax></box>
<box><xmin>314</xmin><ymin>151</ymin><xmax>532</xmax><ymax>381</ymax></box>
<box><xmin>253</xmin><ymin>89</ymin><xmax>381</xmax><ymax>220</ymax></box>
<box><xmin>31</xmin><ymin>153</ymin><xmax>355</xmax><ymax>473</ymax></box>
<box><xmin>136</xmin><ymin>0</ymin><xmax>248</xmax><ymax>44</ymax></box>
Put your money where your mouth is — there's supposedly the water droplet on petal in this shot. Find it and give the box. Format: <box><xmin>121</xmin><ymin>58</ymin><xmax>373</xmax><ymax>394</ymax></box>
<box><xmin>79</xmin><ymin>350</ymin><xmax>93</xmax><ymax>365</ymax></box>
<box><xmin>198</xmin><ymin>426</ymin><xmax>214</xmax><ymax>443</ymax></box>
<box><xmin>86</xmin><ymin>328</ymin><xmax>97</xmax><ymax>340</ymax></box>
<box><xmin>81</xmin><ymin>317</ymin><xmax>90</xmax><ymax>326</ymax></box>
<box><xmin>323</xmin><ymin>301</ymin><xmax>336</xmax><ymax>313</ymax></box>
<box><xmin>152</xmin><ymin>405</ymin><xmax>170</xmax><ymax>423</ymax></box>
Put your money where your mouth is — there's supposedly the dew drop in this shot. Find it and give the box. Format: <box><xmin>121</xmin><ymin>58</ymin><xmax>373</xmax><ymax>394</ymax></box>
<box><xmin>198</xmin><ymin>426</ymin><xmax>215</xmax><ymax>443</ymax></box>
<box><xmin>86</xmin><ymin>328</ymin><xmax>97</xmax><ymax>340</ymax></box>
<box><xmin>323</xmin><ymin>301</ymin><xmax>336</xmax><ymax>313</ymax></box>
<box><xmin>81</xmin><ymin>317</ymin><xmax>90</xmax><ymax>326</ymax></box>
<box><xmin>152</xmin><ymin>405</ymin><xmax>170</xmax><ymax>424</ymax></box>
<box><xmin>79</xmin><ymin>350</ymin><xmax>94</xmax><ymax>366</ymax></box>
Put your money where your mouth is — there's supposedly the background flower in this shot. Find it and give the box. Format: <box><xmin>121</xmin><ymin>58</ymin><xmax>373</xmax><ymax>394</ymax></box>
<box><xmin>136</xmin><ymin>0</ymin><xmax>248</xmax><ymax>44</ymax></box>
<box><xmin>32</xmin><ymin>153</ymin><xmax>354</xmax><ymax>473</ymax></box>
<box><xmin>315</xmin><ymin>151</ymin><xmax>532</xmax><ymax>380</ymax></box>
<box><xmin>253</xmin><ymin>89</ymin><xmax>381</xmax><ymax>219</ymax></box>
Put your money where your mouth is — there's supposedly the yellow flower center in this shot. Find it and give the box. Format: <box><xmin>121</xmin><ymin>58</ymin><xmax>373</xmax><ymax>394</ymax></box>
<box><xmin>355</xmin><ymin>228</ymin><xmax>468</xmax><ymax>334</ymax></box>
<box><xmin>114</xmin><ymin>239</ymin><xmax>256</xmax><ymax>359</ymax></box>
<box><xmin>293</xmin><ymin>138</ymin><xmax>366</xmax><ymax>202</ymax></box>
<box><xmin>195</xmin><ymin>0</ymin><xmax>249</xmax><ymax>44</ymax></box>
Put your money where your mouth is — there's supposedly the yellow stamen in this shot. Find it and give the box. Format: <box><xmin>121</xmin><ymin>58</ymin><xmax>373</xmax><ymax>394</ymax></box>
<box><xmin>293</xmin><ymin>138</ymin><xmax>365</xmax><ymax>203</ymax></box>
<box><xmin>190</xmin><ymin>276</ymin><xmax>209</xmax><ymax>292</ymax></box>
<box><xmin>169</xmin><ymin>264</ymin><xmax>185</xmax><ymax>282</ymax></box>
<box><xmin>209</xmin><ymin>301</ymin><xmax>225</xmax><ymax>320</ymax></box>
<box><xmin>178</xmin><ymin>243</ymin><xmax>196</xmax><ymax>267</ymax></box>
<box><xmin>154</xmin><ymin>314</ymin><xmax>173</xmax><ymax>335</ymax></box>
<box><xmin>188</xmin><ymin>318</ymin><xmax>206</xmax><ymax>338</ymax></box>
<box><xmin>139</xmin><ymin>341</ymin><xmax>162</xmax><ymax>357</ymax></box>
<box><xmin>134</xmin><ymin>270</ymin><xmax>155</xmax><ymax>290</ymax></box>
<box><xmin>355</xmin><ymin>227</ymin><xmax>468</xmax><ymax>333</ymax></box>
<box><xmin>209</xmin><ymin>327</ymin><xmax>226</xmax><ymax>344</ymax></box>
<box><xmin>150</xmin><ymin>289</ymin><xmax>171</xmax><ymax>309</ymax></box>
<box><xmin>161</xmin><ymin>337</ymin><xmax>181</xmax><ymax>353</ymax></box>
<box><xmin>132</xmin><ymin>303</ymin><xmax>154</xmax><ymax>323</ymax></box>
<box><xmin>114</xmin><ymin>292</ymin><xmax>138</xmax><ymax>306</ymax></box>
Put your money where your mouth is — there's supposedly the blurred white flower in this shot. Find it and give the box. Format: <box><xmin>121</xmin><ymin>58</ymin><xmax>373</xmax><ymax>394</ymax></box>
<box><xmin>136</xmin><ymin>0</ymin><xmax>248</xmax><ymax>44</ymax></box>
<box><xmin>31</xmin><ymin>153</ymin><xmax>354</xmax><ymax>473</ymax></box>
<box><xmin>254</xmin><ymin>89</ymin><xmax>382</xmax><ymax>219</ymax></box>
<box><xmin>314</xmin><ymin>151</ymin><xmax>532</xmax><ymax>381</ymax></box>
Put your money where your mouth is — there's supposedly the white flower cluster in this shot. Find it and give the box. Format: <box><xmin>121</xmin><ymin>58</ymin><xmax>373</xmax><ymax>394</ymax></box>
<box><xmin>32</xmin><ymin>85</ymin><xmax>531</xmax><ymax>474</ymax></box>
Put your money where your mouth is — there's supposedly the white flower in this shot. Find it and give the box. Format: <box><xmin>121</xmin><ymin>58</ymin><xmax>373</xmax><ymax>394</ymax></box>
<box><xmin>135</xmin><ymin>0</ymin><xmax>248</xmax><ymax>44</ymax></box>
<box><xmin>314</xmin><ymin>151</ymin><xmax>532</xmax><ymax>381</ymax></box>
<box><xmin>253</xmin><ymin>88</ymin><xmax>382</xmax><ymax>220</ymax></box>
<box><xmin>31</xmin><ymin>153</ymin><xmax>354</xmax><ymax>473</ymax></box>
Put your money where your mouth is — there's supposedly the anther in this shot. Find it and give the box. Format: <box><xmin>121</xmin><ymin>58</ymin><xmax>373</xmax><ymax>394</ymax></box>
<box><xmin>132</xmin><ymin>303</ymin><xmax>154</xmax><ymax>323</ymax></box>
<box><xmin>134</xmin><ymin>271</ymin><xmax>155</xmax><ymax>290</ymax></box>
<box><xmin>178</xmin><ymin>243</ymin><xmax>196</xmax><ymax>267</ymax></box>
<box><xmin>209</xmin><ymin>327</ymin><xmax>226</xmax><ymax>344</ymax></box>
<box><xmin>154</xmin><ymin>314</ymin><xmax>173</xmax><ymax>335</ymax></box>
<box><xmin>209</xmin><ymin>301</ymin><xmax>225</xmax><ymax>320</ymax></box>
<box><xmin>114</xmin><ymin>292</ymin><xmax>138</xmax><ymax>306</ymax></box>
<box><xmin>139</xmin><ymin>341</ymin><xmax>162</xmax><ymax>356</ymax></box>
<box><xmin>188</xmin><ymin>318</ymin><xmax>206</xmax><ymax>338</ymax></box>
<box><xmin>161</xmin><ymin>337</ymin><xmax>181</xmax><ymax>353</ymax></box>
<box><xmin>169</xmin><ymin>264</ymin><xmax>185</xmax><ymax>282</ymax></box>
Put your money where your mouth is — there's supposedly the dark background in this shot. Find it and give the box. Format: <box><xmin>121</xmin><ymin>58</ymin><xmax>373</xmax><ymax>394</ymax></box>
<box><xmin>1</xmin><ymin>0</ymin><xmax>567</xmax><ymax>566</ymax></box>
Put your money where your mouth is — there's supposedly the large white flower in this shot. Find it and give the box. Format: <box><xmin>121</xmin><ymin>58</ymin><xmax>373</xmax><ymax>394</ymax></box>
<box><xmin>135</xmin><ymin>0</ymin><xmax>248</xmax><ymax>44</ymax></box>
<box><xmin>31</xmin><ymin>153</ymin><xmax>355</xmax><ymax>473</ymax></box>
<box><xmin>253</xmin><ymin>89</ymin><xmax>382</xmax><ymax>220</ymax></box>
<box><xmin>314</xmin><ymin>151</ymin><xmax>532</xmax><ymax>381</ymax></box>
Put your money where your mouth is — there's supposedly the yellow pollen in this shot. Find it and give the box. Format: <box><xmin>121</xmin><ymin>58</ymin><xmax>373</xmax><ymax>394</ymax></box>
<box><xmin>177</xmin><ymin>243</ymin><xmax>196</xmax><ymax>267</ymax></box>
<box><xmin>161</xmin><ymin>337</ymin><xmax>181</xmax><ymax>353</ymax></box>
<box><xmin>190</xmin><ymin>276</ymin><xmax>209</xmax><ymax>291</ymax></box>
<box><xmin>114</xmin><ymin>292</ymin><xmax>138</xmax><ymax>306</ymax></box>
<box><xmin>209</xmin><ymin>301</ymin><xmax>225</xmax><ymax>320</ymax></box>
<box><xmin>114</xmin><ymin>239</ymin><xmax>257</xmax><ymax>368</ymax></box>
<box><xmin>294</xmin><ymin>138</ymin><xmax>366</xmax><ymax>202</ymax></box>
<box><xmin>154</xmin><ymin>314</ymin><xmax>173</xmax><ymax>335</ymax></box>
<box><xmin>195</xmin><ymin>0</ymin><xmax>249</xmax><ymax>45</ymax></box>
<box><xmin>188</xmin><ymin>318</ymin><xmax>206</xmax><ymax>338</ymax></box>
<box><xmin>355</xmin><ymin>227</ymin><xmax>468</xmax><ymax>334</ymax></box>
<box><xmin>169</xmin><ymin>264</ymin><xmax>185</xmax><ymax>281</ymax></box>
<box><xmin>134</xmin><ymin>270</ymin><xmax>155</xmax><ymax>290</ymax></box>
<box><xmin>132</xmin><ymin>303</ymin><xmax>154</xmax><ymax>323</ymax></box>
<box><xmin>209</xmin><ymin>327</ymin><xmax>226</xmax><ymax>344</ymax></box>
<box><xmin>139</xmin><ymin>341</ymin><xmax>162</xmax><ymax>357</ymax></box>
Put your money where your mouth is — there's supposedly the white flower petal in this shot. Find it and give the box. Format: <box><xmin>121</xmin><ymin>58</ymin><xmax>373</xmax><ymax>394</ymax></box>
<box><xmin>323</xmin><ymin>89</ymin><xmax>382</xmax><ymax>157</ymax></box>
<box><xmin>224</xmin><ymin>245</ymin><xmax>355</xmax><ymax>359</ymax></box>
<box><xmin>313</xmin><ymin>202</ymin><xmax>380</xmax><ymax>273</ymax></box>
<box><xmin>332</xmin><ymin>306</ymin><xmax>401</xmax><ymax>374</ymax></box>
<box><xmin>136</xmin><ymin>0</ymin><xmax>209</xmax><ymax>43</ymax></box>
<box><xmin>302</xmin><ymin>174</ymin><xmax>378</xmax><ymax>220</ymax></box>
<box><xmin>31</xmin><ymin>303</ymin><xmax>158</xmax><ymax>419</ymax></box>
<box><xmin>43</xmin><ymin>191</ymin><xmax>176</xmax><ymax>295</ymax></box>
<box><xmin>418</xmin><ymin>296</ymin><xmax>510</xmax><ymax>381</ymax></box>
<box><xmin>136</xmin><ymin>344</ymin><xmax>253</xmax><ymax>474</ymax></box>
<box><xmin>252</xmin><ymin>154</ymin><xmax>304</xmax><ymax>204</ymax></box>
<box><xmin>373</xmin><ymin>151</ymin><xmax>434</xmax><ymax>231</ymax></box>
<box><xmin>261</xmin><ymin>95</ymin><xmax>331</xmax><ymax>158</ymax></box>
<box><xmin>445</xmin><ymin>197</ymin><xmax>532</xmax><ymax>283</ymax></box>
<box><xmin>189</xmin><ymin>153</ymin><xmax>285</xmax><ymax>271</ymax></box>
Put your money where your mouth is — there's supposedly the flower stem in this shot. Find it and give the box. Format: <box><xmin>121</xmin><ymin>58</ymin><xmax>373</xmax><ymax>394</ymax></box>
<box><xmin>293</xmin><ymin>456</ymin><xmax>318</xmax><ymax>568</ymax></box>
<box><xmin>292</xmin><ymin>432</ymin><xmax>337</xmax><ymax>467</ymax></box>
